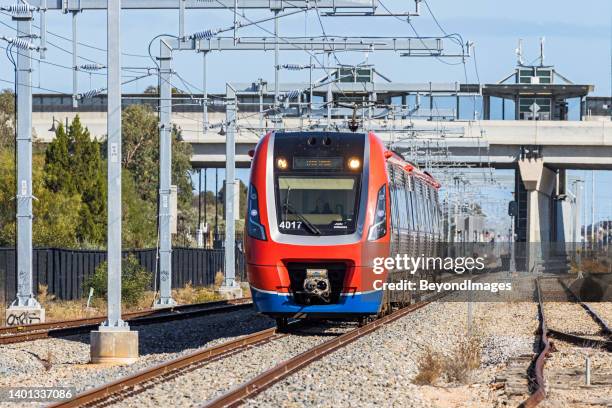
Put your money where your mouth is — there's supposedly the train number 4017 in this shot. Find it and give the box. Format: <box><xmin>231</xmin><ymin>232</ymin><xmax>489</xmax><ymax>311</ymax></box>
<box><xmin>279</xmin><ymin>221</ymin><xmax>303</xmax><ymax>230</ymax></box>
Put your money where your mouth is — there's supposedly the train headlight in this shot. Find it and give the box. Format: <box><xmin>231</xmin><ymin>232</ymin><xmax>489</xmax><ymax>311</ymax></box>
<box><xmin>276</xmin><ymin>157</ymin><xmax>288</xmax><ymax>170</ymax></box>
<box><xmin>367</xmin><ymin>185</ymin><xmax>387</xmax><ymax>241</ymax></box>
<box><xmin>348</xmin><ymin>157</ymin><xmax>361</xmax><ymax>170</ymax></box>
<box><xmin>247</xmin><ymin>184</ymin><xmax>267</xmax><ymax>241</ymax></box>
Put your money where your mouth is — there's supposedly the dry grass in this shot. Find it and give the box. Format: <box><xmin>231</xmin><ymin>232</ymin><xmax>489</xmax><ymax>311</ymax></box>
<box><xmin>37</xmin><ymin>281</ymin><xmax>226</xmax><ymax>322</ymax></box>
<box><xmin>38</xmin><ymin>285</ymin><xmax>99</xmax><ymax>321</ymax></box>
<box><xmin>413</xmin><ymin>347</ymin><xmax>445</xmax><ymax>385</ymax></box>
<box><xmin>443</xmin><ymin>336</ymin><xmax>481</xmax><ymax>383</ymax></box>
<box><xmin>214</xmin><ymin>271</ymin><xmax>225</xmax><ymax>287</ymax></box>
<box><xmin>581</xmin><ymin>258</ymin><xmax>609</xmax><ymax>274</ymax></box>
<box><xmin>413</xmin><ymin>336</ymin><xmax>482</xmax><ymax>386</ymax></box>
<box><xmin>171</xmin><ymin>282</ymin><xmax>222</xmax><ymax>304</ymax></box>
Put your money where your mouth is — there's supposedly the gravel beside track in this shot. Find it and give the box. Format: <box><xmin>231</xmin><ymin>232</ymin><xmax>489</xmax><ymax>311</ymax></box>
<box><xmin>245</xmin><ymin>301</ymin><xmax>538</xmax><ymax>408</ymax></box>
<box><xmin>0</xmin><ymin>309</ymin><xmax>273</xmax><ymax>408</ymax></box>
<box><xmin>541</xmin><ymin>338</ymin><xmax>612</xmax><ymax>408</ymax></box>
<box><xmin>539</xmin><ymin>300</ymin><xmax>612</xmax><ymax>408</ymax></box>
<box><xmin>111</xmin><ymin>322</ymin><xmax>354</xmax><ymax>408</ymax></box>
<box><xmin>544</xmin><ymin>301</ymin><xmax>603</xmax><ymax>336</ymax></box>
<box><xmin>588</xmin><ymin>302</ymin><xmax>612</xmax><ymax>327</ymax></box>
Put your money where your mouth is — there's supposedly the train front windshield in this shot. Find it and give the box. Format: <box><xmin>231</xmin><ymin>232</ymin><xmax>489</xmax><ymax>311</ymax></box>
<box><xmin>272</xmin><ymin>132</ymin><xmax>365</xmax><ymax>236</ymax></box>
<box><xmin>276</xmin><ymin>176</ymin><xmax>359</xmax><ymax>235</ymax></box>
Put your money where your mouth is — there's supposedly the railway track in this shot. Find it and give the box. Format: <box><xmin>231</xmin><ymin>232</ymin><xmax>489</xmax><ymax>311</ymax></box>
<box><xmin>0</xmin><ymin>298</ymin><xmax>252</xmax><ymax>345</ymax></box>
<box><xmin>520</xmin><ymin>278</ymin><xmax>612</xmax><ymax>408</ymax></box>
<box><xmin>49</xmin><ymin>289</ymin><xmax>452</xmax><ymax>408</ymax></box>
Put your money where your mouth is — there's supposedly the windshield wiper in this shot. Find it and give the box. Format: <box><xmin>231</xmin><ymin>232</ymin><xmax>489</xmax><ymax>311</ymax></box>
<box><xmin>282</xmin><ymin>203</ymin><xmax>321</xmax><ymax>235</ymax></box>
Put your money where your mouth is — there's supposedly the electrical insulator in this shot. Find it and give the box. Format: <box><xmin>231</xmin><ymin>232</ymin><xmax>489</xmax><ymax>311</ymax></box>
<box><xmin>282</xmin><ymin>64</ymin><xmax>307</xmax><ymax>71</ymax></box>
<box><xmin>283</xmin><ymin>89</ymin><xmax>302</xmax><ymax>100</ymax></box>
<box><xmin>80</xmin><ymin>63</ymin><xmax>106</xmax><ymax>71</ymax></box>
<box><xmin>78</xmin><ymin>88</ymin><xmax>104</xmax><ymax>99</ymax></box>
<box><xmin>190</xmin><ymin>29</ymin><xmax>219</xmax><ymax>40</ymax></box>
<box><xmin>2</xmin><ymin>36</ymin><xmax>38</xmax><ymax>50</ymax></box>
<box><xmin>2</xmin><ymin>3</ymin><xmax>38</xmax><ymax>16</ymax></box>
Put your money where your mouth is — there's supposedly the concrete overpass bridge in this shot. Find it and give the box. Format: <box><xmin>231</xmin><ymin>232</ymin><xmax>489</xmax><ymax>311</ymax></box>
<box><xmin>30</xmin><ymin>91</ymin><xmax>612</xmax><ymax>270</ymax></box>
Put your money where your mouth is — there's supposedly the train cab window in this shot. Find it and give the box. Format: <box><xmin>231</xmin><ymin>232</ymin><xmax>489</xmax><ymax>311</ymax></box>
<box><xmin>276</xmin><ymin>176</ymin><xmax>360</xmax><ymax>235</ymax></box>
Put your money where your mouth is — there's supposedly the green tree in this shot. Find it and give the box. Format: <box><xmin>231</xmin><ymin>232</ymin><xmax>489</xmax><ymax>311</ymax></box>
<box><xmin>0</xmin><ymin>89</ymin><xmax>15</xmax><ymax>150</ymax></box>
<box><xmin>33</xmin><ymin>153</ymin><xmax>82</xmax><ymax>247</ymax></box>
<box><xmin>122</xmin><ymin>173</ymin><xmax>157</xmax><ymax>248</ymax></box>
<box><xmin>120</xmin><ymin>104</ymin><xmax>193</xmax><ymax>214</ymax></box>
<box><xmin>84</xmin><ymin>255</ymin><xmax>152</xmax><ymax>307</ymax></box>
<box><xmin>0</xmin><ymin>149</ymin><xmax>16</xmax><ymax>246</ymax></box>
<box><xmin>0</xmin><ymin>150</ymin><xmax>81</xmax><ymax>248</ymax></box>
<box><xmin>43</xmin><ymin>116</ymin><xmax>106</xmax><ymax>246</ymax></box>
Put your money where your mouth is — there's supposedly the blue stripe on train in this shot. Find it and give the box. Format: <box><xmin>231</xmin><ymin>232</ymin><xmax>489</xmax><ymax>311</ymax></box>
<box><xmin>250</xmin><ymin>287</ymin><xmax>383</xmax><ymax>317</ymax></box>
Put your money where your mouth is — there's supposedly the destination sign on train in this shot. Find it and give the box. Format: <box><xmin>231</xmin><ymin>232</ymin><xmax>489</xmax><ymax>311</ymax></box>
<box><xmin>293</xmin><ymin>157</ymin><xmax>343</xmax><ymax>169</ymax></box>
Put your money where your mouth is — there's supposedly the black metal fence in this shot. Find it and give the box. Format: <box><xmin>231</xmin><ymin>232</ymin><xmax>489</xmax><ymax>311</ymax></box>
<box><xmin>0</xmin><ymin>246</ymin><xmax>246</xmax><ymax>303</ymax></box>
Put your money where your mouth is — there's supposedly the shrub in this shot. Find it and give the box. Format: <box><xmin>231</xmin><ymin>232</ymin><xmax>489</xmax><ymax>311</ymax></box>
<box><xmin>443</xmin><ymin>337</ymin><xmax>481</xmax><ymax>383</ymax></box>
<box><xmin>413</xmin><ymin>347</ymin><xmax>444</xmax><ymax>385</ymax></box>
<box><xmin>84</xmin><ymin>255</ymin><xmax>151</xmax><ymax>307</ymax></box>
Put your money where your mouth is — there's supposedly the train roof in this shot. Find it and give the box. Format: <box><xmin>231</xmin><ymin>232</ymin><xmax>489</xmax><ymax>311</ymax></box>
<box><xmin>384</xmin><ymin>149</ymin><xmax>441</xmax><ymax>189</ymax></box>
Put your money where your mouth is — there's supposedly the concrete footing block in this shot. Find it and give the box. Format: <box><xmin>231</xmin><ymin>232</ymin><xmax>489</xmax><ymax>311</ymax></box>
<box><xmin>5</xmin><ymin>306</ymin><xmax>45</xmax><ymax>326</ymax></box>
<box><xmin>153</xmin><ymin>297</ymin><xmax>178</xmax><ymax>309</ymax></box>
<box><xmin>217</xmin><ymin>285</ymin><xmax>244</xmax><ymax>300</ymax></box>
<box><xmin>90</xmin><ymin>330</ymin><xmax>139</xmax><ymax>364</ymax></box>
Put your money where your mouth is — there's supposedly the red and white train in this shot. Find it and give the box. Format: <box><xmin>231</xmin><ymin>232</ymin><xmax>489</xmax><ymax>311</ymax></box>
<box><xmin>245</xmin><ymin>131</ymin><xmax>442</xmax><ymax>326</ymax></box>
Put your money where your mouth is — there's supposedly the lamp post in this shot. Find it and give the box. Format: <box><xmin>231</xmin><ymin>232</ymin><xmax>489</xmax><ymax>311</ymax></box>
<box><xmin>48</xmin><ymin>116</ymin><xmax>69</xmax><ymax>132</ymax></box>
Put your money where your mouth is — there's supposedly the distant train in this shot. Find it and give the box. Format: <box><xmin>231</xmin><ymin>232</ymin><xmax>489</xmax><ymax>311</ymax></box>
<box><xmin>244</xmin><ymin>131</ymin><xmax>442</xmax><ymax>327</ymax></box>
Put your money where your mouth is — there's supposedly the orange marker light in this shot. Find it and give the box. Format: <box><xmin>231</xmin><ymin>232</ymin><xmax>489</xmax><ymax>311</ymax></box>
<box><xmin>348</xmin><ymin>158</ymin><xmax>361</xmax><ymax>170</ymax></box>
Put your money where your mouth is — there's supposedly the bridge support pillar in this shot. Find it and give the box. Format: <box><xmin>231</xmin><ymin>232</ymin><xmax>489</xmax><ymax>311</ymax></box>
<box><xmin>518</xmin><ymin>158</ymin><xmax>556</xmax><ymax>272</ymax></box>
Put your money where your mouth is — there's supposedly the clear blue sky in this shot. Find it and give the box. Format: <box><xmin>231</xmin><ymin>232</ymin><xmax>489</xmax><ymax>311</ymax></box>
<box><xmin>0</xmin><ymin>0</ymin><xmax>610</xmax><ymax>225</ymax></box>
<box><xmin>0</xmin><ymin>0</ymin><xmax>609</xmax><ymax>94</ymax></box>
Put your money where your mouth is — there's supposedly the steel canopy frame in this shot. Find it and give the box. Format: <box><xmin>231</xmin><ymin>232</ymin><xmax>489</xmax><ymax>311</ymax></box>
<box><xmin>155</xmin><ymin>29</ymin><xmax>454</xmax><ymax>300</ymax></box>
<box><xmin>6</xmin><ymin>0</ymin><xmax>454</xmax><ymax>320</ymax></box>
<box><xmin>26</xmin><ymin>0</ymin><xmax>378</xmax><ymax>10</ymax></box>
<box><xmin>188</xmin><ymin>36</ymin><xmax>444</xmax><ymax>53</ymax></box>
<box><xmin>5</xmin><ymin>0</ymin><xmax>383</xmax><ymax>327</ymax></box>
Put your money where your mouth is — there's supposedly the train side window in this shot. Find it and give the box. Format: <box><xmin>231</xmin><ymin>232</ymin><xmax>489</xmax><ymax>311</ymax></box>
<box><xmin>433</xmin><ymin>189</ymin><xmax>442</xmax><ymax>234</ymax></box>
<box><xmin>414</xmin><ymin>180</ymin><xmax>423</xmax><ymax>232</ymax></box>
<box><xmin>396</xmin><ymin>170</ymin><xmax>406</xmax><ymax>230</ymax></box>
<box><xmin>388</xmin><ymin>166</ymin><xmax>399</xmax><ymax>231</ymax></box>
<box><xmin>404</xmin><ymin>174</ymin><xmax>413</xmax><ymax>231</ymax></box>
<box><xmin>421</xmin><ymin>181</ymin><xmax>429</xmax><ymax>234</ymax></box>
<box><xmin>423</xmin><ymin>184</ymin><xmax>431</xmax><ymax>234</ymax></box>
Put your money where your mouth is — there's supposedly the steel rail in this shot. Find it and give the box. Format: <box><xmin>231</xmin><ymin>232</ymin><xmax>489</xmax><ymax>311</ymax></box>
<box><xmin>48</xmin><ymin>327</ymin><xmax>284</xmax><ymax>408</ymax></box>
<box><xmin>521</xmin><ymin>278</ymin><xmax>612</xmax><ymax>408</ymax></box>
<box><xmin>520</xmin><ymin>278</ymin><xmax>552</xmax><ymax>408</ymax></box>
<box><xmin>50</xmin><ymin>275</ymin><xmax>479</xmax><ymax>408</ymax></box>
<box><xmin>202</xmin><ymin>294</ymin><xmax>445</xmax><ymax>408</ymax></box>
<box><xmin>0</xmin><ymin>299</ymin><xmax>252</xmax><ymax>345</ymax></box>
<box><xmin>556</xmin><ymin>278</ymin><xmax>612</xmax><ymax>338</ymax></box>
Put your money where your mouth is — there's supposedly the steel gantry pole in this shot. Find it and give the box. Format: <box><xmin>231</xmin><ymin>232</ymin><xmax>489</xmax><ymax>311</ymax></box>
<box><xmin>72</xmin><ymin>11</ymin><xmax>78</xmax><ymax>108</ymax></box>
<box><xmin>202</xmin><ymin>51</ymin><xmax>209</xmax><ymax>132</ymax></box>
<box><xmin>219</xmin><ymin>83</ymin><xmax>241</xmax><ymax>298</ymax></box>
<box><xmin>104</xmin><ymin>0</ymin><xmax>124</xmax><ymax>329</ymax></box>
<box><xmin>8</xmin><ymin>11</ymin><xmax>45</xmax><ymax>325</ymax></box>
<box><xmin>155</xmin><ymin>39</ymin><xmax>177</xmax><ymax>308</ymax></box>
<box><xmin>90</xmin><ymin>0</ymin><xmax>139</xmax><ymax>365</ymax></box>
